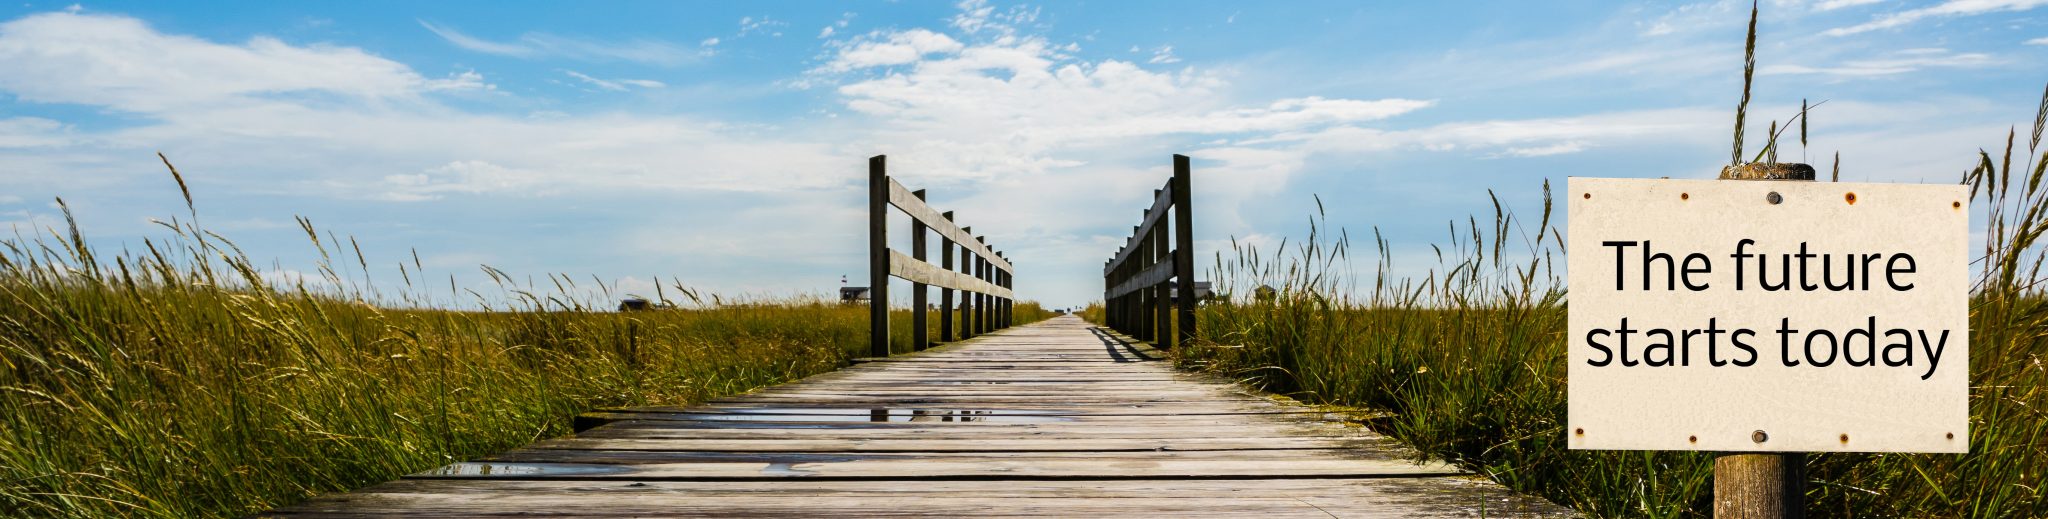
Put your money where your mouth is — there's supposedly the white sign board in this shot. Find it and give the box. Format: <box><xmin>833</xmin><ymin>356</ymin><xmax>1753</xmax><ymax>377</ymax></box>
<box><xmin>1567</xmin><ymin>177</ymin><xmax>1967</xmax><ymax>453</ymax></box>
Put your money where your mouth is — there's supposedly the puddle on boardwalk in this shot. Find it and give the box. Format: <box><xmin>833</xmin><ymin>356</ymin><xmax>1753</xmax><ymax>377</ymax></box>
<box><xmin>418</xmin><ymin>462</ymin><xmax>629</xmax><ymax>477</ymax></box>
<box><xmin>759</xmin><ymin>462</ymin><xmax>822</xmax><ymax>477</ymax></box>
<box><xmin>684</xmin><ymin>408</ymin><xmax>1070</xmax><ymax>423</ymax></box>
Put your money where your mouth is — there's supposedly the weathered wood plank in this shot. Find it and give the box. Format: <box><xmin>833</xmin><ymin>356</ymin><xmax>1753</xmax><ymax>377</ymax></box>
<box><xmin>407</xmin><ymin>458</ymin><xmax>1464</xmax><ymax>480</ymax></box>
<box><xmin>270</xmin><ymin>478</ymin><xmax>1569</xmax><ymax>518</ymax></box>
<box><xmin>270</xmin><ymin>315</ymin><xmax>1569</xmax><ymax>517</ymax></box>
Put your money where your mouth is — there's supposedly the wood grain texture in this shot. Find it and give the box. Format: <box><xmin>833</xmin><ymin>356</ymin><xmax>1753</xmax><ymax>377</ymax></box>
<box><xmin>266</xmin><ymin>316</ymin><xmax>1570</xmax><ymax>517</ymax></box>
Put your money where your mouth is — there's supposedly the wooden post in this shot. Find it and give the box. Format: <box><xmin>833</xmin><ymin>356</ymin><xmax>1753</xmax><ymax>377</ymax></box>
<box><xmin>911</xmin><ymin>189</ymin><xmax>929</xmax><ymax>351</ymax></box>
<box><xmin>940</xmin><ymin>211</ymin><xmax>956</xmax><ymax>343</ymax></box>
<box><xmin>1714</xmin><ymin>161</ymin><xmax>1816</xmax><ymax>519</ymax></box>
<box><xmin>1104</xmin><ymin>259</ymin><xmax>1113</xmax><ymax>330</ymax></box>
<box><xmin>868</xmin><ymin>155</ymin><xmax>890</xmax><ymax>358</ymax></box>
<box><xmin>959</xmin><ymin>228</ymin><xmax>974</xmax><ymax>340</ymax></box>
<box><xmin>994</xmin><ymin>252</ymin><xmax>1008</xmax><ymax>329</ymax></box>
<box><xmin>975</xmin><ymin>238</ymin><xmax>989</xmax><ymax>335</ymax></box>
<box><xmin>1154</xmin><ymin>203</ymin><xmax>1171</xmax><ymax>348</ymax></box>
<box><xmin>1172</xmin><ymin>154</ymin><xmax>1197</xmax><ymax>347</ymax></box>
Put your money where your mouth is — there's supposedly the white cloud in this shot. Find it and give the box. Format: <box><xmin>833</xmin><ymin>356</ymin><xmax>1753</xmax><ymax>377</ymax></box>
<box><xmin>793</xmin><ymin>3</ymin><xmax>1443</xmax><ymax>241</ymax></box>
<box><xmin>817</xmin><ymin>29</ymin><xmax>964</xmax><ymax>72</ymax></box>
<box><xmin>1147</xmin><ymin>45</ymin><xmax>1179</xmax><ymax>64</ymax></box>
<box><xmin>737</xmin><ymin>16</ymin><xmax>785</xmax><ymax>38</ymax></box>
<box><xmin>1816</xmin><ymin>0</ymin><xmax>1884</xmax><ymax>10</ymax></box>
<box><xmin>1825</xmin><ymin>0</ymin><xmax>2048</xmax><ymax>36</ymax></box>
<box><xmin>0</xmin><ymin>194</ymin><xmax>21</xmax><ymax>204</ymax></box>
<box><xmin>2026</xmin><ymin>36</ymin><xmax>2048</xmax><ymax>45</ymax></box>
<box><xmin>0</xmin><ymin>13</ymin><xmax>477</xmax><ymax>113</ymax></box>
<box><xmin>1500</xmin><ymin>141</ymin><xmax>1589</xmax><ymax>157</ymax></box>
<box><xmin>379</xmin><ymin>160</ymin><xmax>544</xmax><ymax>201</ymax></box>
<box><xmin>0</xmin><ymin>11</ymin><xmax>845</xmax><ymax>203</ymax></box>
<box><xmin>1761</xmin><ymin>48</ymin><xmax>1994</xmax><ymax>76</ymax></box>
<box><xmin>418</xmin><ymin>20</ymin><xmax>700</xmax><ymax>66</ymax></box>
<box><xmin>0</xmin><ymin>117</ymin><xmax>71</xmax><ymax>148</ymax></box>
<box><xmin>562</xmin><ymin>70</ymin><xmax>664</xmax><ymax>91</ymax></box>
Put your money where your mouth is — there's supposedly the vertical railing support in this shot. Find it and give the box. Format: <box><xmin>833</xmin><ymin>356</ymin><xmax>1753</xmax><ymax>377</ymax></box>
<box><xmin>960</xmin><ymin>228</ymin><xmax>975</xmax><ymax>340</ymax></box>
<box><xmin>867</xmin><ymin>155</ymin><xmax>891</xmax><ymax>358</ymax></box>
<box><xmin>1153</xmin><ymin>202</ymin><xmax>1171</xmax><ymax>347</ymax></box>
<box><xmin>1172</xmin><ymin>154</ymin><xmax>1196</xmax><ymax>347</ymax></box>
<box><xmin>911</xmin><ymin>189</ymin><xmax>930</xmax><ymax>351</ymax></box>
<box><xmin>940</xmin><ymin>211</ymin><xmax>956</xmax><ymax>343</ymax></box>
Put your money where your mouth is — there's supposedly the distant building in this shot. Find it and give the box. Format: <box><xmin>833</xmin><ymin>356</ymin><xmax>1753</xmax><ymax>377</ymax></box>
<box><xmin>618</xmin><ymin>297</ymin><xmax>651</xmax><ymax>312</ymax></box>
<box><xmin>1170</xmin><ymin>281</ymin><xmax>1217</xmax><ymax>304</ymax></box>
<box><xmin>840</xmin><ymin>286</ymin><xmax>872</xmax><ymax>304</ymax></box>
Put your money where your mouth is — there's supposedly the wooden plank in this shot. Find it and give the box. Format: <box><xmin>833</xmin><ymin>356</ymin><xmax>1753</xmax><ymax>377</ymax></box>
<box><xmin>525</xmin><ymin>437</ymin><xmax>1372</xmax><ymax>453</ymax></box>
<box><xmin>1105</xmin><ymin>179</ymin><xmax>1174</xmax><ymax>274</ymax></box>
<box><xmin>888</xmin><ymin>178</ymin><xmax>1011</xmax><ymax>272</ymax></box>
<box><xmin>406</xmin><ymin>458</ymin><xmax>1463</xmax><ymax>480</ymax></box>
<box><xmin>888</xmin><ymin>249</ymin><xmax>1012</xmax><ymax>297</ymax></box>
<box><xmin>270</xmin><ymin>478</ymin><xmax>1570</xmax><ymax>518</ymax></box>
<box><xmin>483</xmin><ymin>448</ymin><xmax>1416</xmax><ymax>464</ymax></box>
<box><xmin>270</xmin><ymin>315</ymin><xmax>1570</xmax><ymax>517</ymax></box>
<box><xmin>1087</xmin><ymin>256</ymin><xmax>1174</xmax><ymax>298</ymax></box>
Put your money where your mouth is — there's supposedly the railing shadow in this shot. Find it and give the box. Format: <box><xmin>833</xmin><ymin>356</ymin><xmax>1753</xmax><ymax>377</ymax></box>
<box><xmin>1089</xmin><ymin>327</ymin><xmax>1165</xmax><ymax>363</ymax></box>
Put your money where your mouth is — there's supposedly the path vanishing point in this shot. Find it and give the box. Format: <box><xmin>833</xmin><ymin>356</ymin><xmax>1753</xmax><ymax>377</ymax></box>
<box><xmin>268</xmin><ymin>316</ymin><xmax>1571</xmax><ymax>517</ymax></box>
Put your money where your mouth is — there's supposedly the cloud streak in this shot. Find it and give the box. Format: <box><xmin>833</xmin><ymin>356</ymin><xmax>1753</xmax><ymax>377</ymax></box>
<box><xmin>1824</xmin><ymin>0</ymin><xmax>2048</xmax><ymax>36</ymax></box>
<box><xmin>419</xmin><ymin>20</ymin><xmax>703</xmax><ymax>66</ymax></box>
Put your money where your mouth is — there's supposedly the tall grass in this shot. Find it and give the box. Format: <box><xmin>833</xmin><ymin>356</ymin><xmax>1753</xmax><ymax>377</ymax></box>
<box><xmin>0</xmin><ymin>164</ymin><xmax>1052</xmax><ymax>517</ymax></box>
<box><xmin>1155</xmin><ymin>92</ymin><xmax>2048</xmax><ymax>517</ymax></box>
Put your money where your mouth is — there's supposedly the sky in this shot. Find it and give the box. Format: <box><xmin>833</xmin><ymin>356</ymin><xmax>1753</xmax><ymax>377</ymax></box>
<box><xmin>1</xmin><ymin>0</ymin><xmax>2044</xmax><ymax>309</ymax></box>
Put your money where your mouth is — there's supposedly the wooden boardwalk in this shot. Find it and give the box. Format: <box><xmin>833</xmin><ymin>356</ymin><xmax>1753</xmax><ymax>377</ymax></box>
<box><xmin>270</xmin><ymin>316</ymin><xmax>1569</xmax><ymax>517</ymax></box>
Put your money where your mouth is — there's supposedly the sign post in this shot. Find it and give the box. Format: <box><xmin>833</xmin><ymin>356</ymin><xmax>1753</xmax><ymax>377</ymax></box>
<box><xmin>1567</xmin><ymin>171</ymin><xmax>1969</xmax><ymax>518</ymax></box>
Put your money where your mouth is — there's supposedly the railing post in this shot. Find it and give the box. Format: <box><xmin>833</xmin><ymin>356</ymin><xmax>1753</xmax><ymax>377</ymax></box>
<box><xmin>1172</xmin><ymin>154</ymin><xmax>1196</xmax><ymax>347</ymax></box>
<box><xmin>975</xmin><ymin>240</ymin><xmax>989</xmax><ymax>335</ymax></box>
<box><xmin>1134</xmin><ymin>224</ymin><xmax>1150</xmax><ymax>342</ymax></box>
<box><xmin>960</xmin><ymin>228</ymin><xmax>974</xmax><ymax>340</ymax></box>
<box><xmin>940</xmin><ymin>211</ymin><xmax>956</xmax><ymax>343</ymax></box>
<box><xmin>868</xmin><ymin>155</ymin><xmax>890</xmax><ymax>358</ymax></box>
<box><xmin>911</xmin><ymin>189</ymin><xmax>929</xmax><ymax>351</ymax></box>
<box><xmin>1154</xmin><ymin>200</ymin><xmax>1172</xmax><ymax>348</ymax></box>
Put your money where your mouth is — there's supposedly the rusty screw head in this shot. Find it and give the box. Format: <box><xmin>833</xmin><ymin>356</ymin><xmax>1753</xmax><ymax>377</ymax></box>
<box><xmin>1574</xmin><ymin>428</ymin><xmax>1585</xmax><ymax>436</ymax></box>
<box><xmin>1752</xmin><ymin>430</ymin><xmax>1770</xmax><ymax>443</ymax></box>
<box><xmin>1845</xmin><ymin>192</ymin><xmax>1857</xmax><ymax>205</ymax></box>
<box><xmin>1947</xmin><ymin>432</ymin><xmax>1956</xmax><ymax>440</ymax></box>
<box><xmin>1766</xmin><ymin>192</ymin><xmax>1783</xmax><ymax>205</ymax></box>
<box><xmin>1582</xmin><ymin>193</ymin><xmax>1591</xmax><ymax>200</ymax></box>
<box><xmin>1954</xmin><ymin>201</ymin><xmax>1963</xmax><ymax>209</ymax></box>
<box><xmin>1840</xmin><ymin>433</ymin><xmax>1850</xmax><ymax>443</ymax></box>
<box><xmin>1681</xmin><ymin>192</ymin><xmax>1690</xmax><ymax>201</ymax></box>
<box><xmin>1688</xmin><ymin>435</ymin><xmax>1698</xmax><ymax>444</ymax></box>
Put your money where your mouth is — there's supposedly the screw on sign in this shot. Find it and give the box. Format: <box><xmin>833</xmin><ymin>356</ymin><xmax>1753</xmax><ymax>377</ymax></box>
<box><xmin>1566</xmin><ymin>163</ymin><xmax>1969</xmax><ymax>519</ymax></box>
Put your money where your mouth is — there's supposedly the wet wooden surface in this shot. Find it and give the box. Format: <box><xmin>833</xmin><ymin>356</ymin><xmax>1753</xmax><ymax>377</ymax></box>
<box><xmin>268</xmin><ymin>315</ymin><xmax>1571</xmax><ymax>517</ymax></box>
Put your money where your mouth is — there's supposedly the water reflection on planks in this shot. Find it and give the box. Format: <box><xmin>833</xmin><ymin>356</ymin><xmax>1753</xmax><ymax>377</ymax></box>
<box><xmin>267</xmin><ymin>315</ymin><xmax>1571</xmax><ymax>517</ymax></box>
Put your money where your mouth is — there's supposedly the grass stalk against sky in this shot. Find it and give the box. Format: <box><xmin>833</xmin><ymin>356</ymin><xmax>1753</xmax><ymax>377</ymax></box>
<box><xmin>1148</xmin><ymin>91</ymin><xmax>2048</xmax><ymax>518</ymax></box>
<box><xmin>0</xmin><ymin>176</ymin><xmax>1053</xmax><ymax>517</ymax></box>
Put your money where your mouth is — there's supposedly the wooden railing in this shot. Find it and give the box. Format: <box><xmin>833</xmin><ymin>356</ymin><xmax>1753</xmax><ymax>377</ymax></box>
<box><xmin>1103</xmin><ymin>155</ymin><xmax>1195</xmax><ymax>348</ymax></box>
<box><xmin>868</xmin><ymin>155</ymin><xmax>1015</xmax><ymax>358</ymax></box>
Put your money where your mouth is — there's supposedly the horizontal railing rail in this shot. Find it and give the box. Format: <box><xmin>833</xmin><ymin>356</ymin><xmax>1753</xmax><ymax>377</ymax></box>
<box><xmin>1103</xmin><ymin>155</ymin><xmax>1194</xmax><ymax>349</ymax></box>
<box><xmin>870</xmin><ymin>155</ymin><xmax>1014</xmax><ymax>358</ymax></box>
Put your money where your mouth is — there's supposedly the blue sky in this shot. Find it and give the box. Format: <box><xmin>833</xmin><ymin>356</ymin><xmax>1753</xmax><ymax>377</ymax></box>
<box><xmin>1</xmin><ymin>0</ymin><xmax>2044</xmax><ymax>308</ymax></box>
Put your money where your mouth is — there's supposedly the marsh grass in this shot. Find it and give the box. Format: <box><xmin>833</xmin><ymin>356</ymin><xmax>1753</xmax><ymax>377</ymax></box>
<box><xmin>1154</xmin><ymin>92</ymin><xmax>2048</xmax><ymax>517</ymax></box>
<box><xmin>0</xmin><ymin>162</ymin><xmax>1051</xmax><ymax>517</ymax></box>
